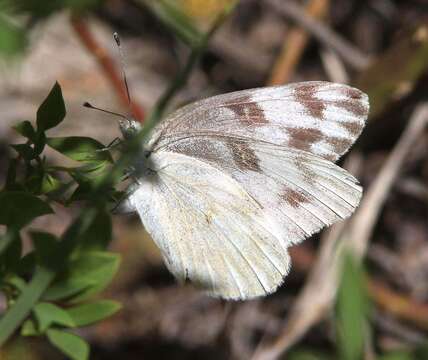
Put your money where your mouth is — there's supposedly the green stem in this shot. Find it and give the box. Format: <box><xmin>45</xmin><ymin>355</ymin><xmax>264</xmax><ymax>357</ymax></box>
<box><xmin>0</xmin><ymin>266</ymin><xmax>53</xmax><ymax>345</ymax></box>
<box><xmin>0</xmin><ymin>210</ymin><xmax>97</xmax><ymax>346</ymax></box>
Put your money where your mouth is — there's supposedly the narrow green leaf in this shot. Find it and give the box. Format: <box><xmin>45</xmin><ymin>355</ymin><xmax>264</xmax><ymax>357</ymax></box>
<box><xmin>34</xmin><ymin>302</ymin><xmax>75</xmax><ymax>332</ymax></box>
<box><xmin>336</xmin><ymin>253</ymin><xmax>370</xmax><ymax>360</ymax></box>
<box><xmin>67</xmin><ymin>300</ymin><xmax>121</xmax><ymax>327</ymax></box>
<box><xmin>46</xmin><ymin>329</ymin><xmax>89</xmax><ymax>360</ymax></box>
<box><xmin>20</xmin><ymin>319</ymin><xmax>40</xmax><ymax>336</ymax></box>
<box><xmin>43</xmin><ymin>279</ymin><xmax>95</xmax><ymax>302</ymax></box>
<box><xmin>5</xmin><ymin>275</ymin><xmax>27</xmax><ymax>293</ymax></box>
<box><xmin>46</xmin><ymin>136</ymin><xmax>113</xmax><ymax>163</ymax></box>
<box><xmin>0</xmin><ymin>266</ymin><xmax>55</xmax><ymax>346</ymax></box>
<box><xmin>13</xmin><ymin>121</ymin><xmax>36</xmax><ymax>142</ymax></box>
<box><xmin>0</xmin><ymin>210</ymin><xmax>97</xmax><ymax>347</ymax></box>
<box><xmin>36</xmin><ymin>82</ymin><xmax>66</xmax><ymax>131</ymax></box>
<box><xmin>0</xmin><ymin>191</ymin><xmax>53</xmax><ymax>229</ymax></box>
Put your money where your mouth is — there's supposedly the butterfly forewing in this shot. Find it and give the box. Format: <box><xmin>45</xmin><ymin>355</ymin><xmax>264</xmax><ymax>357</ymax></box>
<box><xmin>129</xmin><ymin>81</ymin><xmax>369</xmax><ymax>300</ymax></box>
<box><xmin>150</xmin><ymin>81</ymin><xmax>369</xmax><ymax>162</ymax></box>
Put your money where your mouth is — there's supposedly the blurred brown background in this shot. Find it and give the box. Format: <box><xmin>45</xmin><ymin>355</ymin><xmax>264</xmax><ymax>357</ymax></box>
<box><xmin>1</xmin><ymin>0</ymin><xmax>428</xmax><ymax>359</ymax></box>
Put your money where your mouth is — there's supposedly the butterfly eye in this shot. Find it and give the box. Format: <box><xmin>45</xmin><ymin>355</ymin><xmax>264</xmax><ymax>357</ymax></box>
<box><xmin>143</xmin><ymin>150</ymin><xmax>151</xmax><ymax>158</ymax></box>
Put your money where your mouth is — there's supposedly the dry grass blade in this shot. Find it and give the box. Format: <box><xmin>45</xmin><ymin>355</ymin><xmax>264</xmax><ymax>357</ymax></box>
<box><xmin>252</xmin><ymin>104</ymin><xmax>428</xmax><ymax>360</ymax></box>
<box><xmin>267</xmin><ymin>0</ymin><xmax>330</xmax><ymax>85</ymax></box>
<box><xmin>264</xmin><ymin>0</ymin><xmax>372</xmax><ymax>70</ymax></box>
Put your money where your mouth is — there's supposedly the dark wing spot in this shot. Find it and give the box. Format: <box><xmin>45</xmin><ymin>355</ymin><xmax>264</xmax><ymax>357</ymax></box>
<box><xmin>224</xmin><ymin>95</ymin><xmax>268</xmax><ymax>126</ymax></box>
<box><xmin>325</xmin><ymin>136</ymin><xmax>353</xmax><ymax>156</ymax></box>
<box><xmin>294</xmin><ymin>83</ymin><xmax>326</xmax><ymax>119</ymax></box>
<box><xmin>340</xmin><ymin>121</ymin><xmax>363</xmax><ymax>137</ymax></box>
<box><xmin>334</xmin><ymin>99</ymin><xmax>367</xmax><ymax>118</ymax></box>
<box><xmin>280</xmin><ymin>188</ymin><xmax>309</xmax><ymax>208</ymax></box>
<box><xmin>287</xmin><ymin>127</ymin><xmax>323</xmax><ymax>152</ymax></box>
<box><xmin>226</xmin><ymin>139</ymin><xmax>261</xmax><ymax>172</ymax></box>
<box><xmin>344</xmin><ymin>87</ymin><xmax>364</xmax><ymax>100</ymax></box>
<box><xmin>334</xmin><ymin>88</ymin><xmax>368</xmax><ymax>118</ymax></box>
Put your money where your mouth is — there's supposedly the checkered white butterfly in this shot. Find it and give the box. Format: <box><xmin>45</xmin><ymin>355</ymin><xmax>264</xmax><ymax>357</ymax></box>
<box><xmin>107</xmin><ymin>81</ymin><xmax>369</xmax><ymax>300</ymax></box>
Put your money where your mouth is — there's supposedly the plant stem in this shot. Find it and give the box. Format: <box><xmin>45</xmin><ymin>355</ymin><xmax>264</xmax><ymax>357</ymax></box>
<box><xmin>0</xmin><ymin>266</ymin><xmax>53</xmax><ymax>345</ymax></box>
<box><xmin>0</xmin><ymin>210</ymin><xmax>97</xmax><ymax>346</ymax></box>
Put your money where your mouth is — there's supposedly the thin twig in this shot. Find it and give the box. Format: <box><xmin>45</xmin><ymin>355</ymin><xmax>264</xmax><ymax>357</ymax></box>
<box><xmin>264</xmin><ymin>0</ymin><xmax>372</xmax><ymax>70</ymax></box>
<box><xmin>267</xmin><ymin>0</ymin><xmax>330</xmax><ymax>85</ymax></box>
<box><xmin>70</xmin><ymin>15</ymin><xmax>146</xmax><ymax>122</ymax></box>
<box><xmin>320</xmin><ymin>46</ymin><xmax>349</xmax><ymax>83</ymax></box>
<box><xmin>252</xmin><ymin>104</ymin><xmax>428</xmax><ymax>360</ymax></box>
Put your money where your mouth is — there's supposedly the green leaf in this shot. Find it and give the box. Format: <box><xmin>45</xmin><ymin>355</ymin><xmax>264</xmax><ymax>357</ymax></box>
<box><xmin>5</xmin><ymin>274</ymin><xmax>27</xmax><ymax>293</ymax></box>
<box><xmin>20</xmin><ymin>319</ymin><xmax>40</xmax><ymax>336</ymax></box>
<box><xmin>46</xmin><ymin>328</ymin><xmax>89</xmax><ymax>360</ymax></box>
<box><xmin>67</xmin><ymin>300</ymin><xmax>121</xmax><ymax>327</ymax></box>
<box><xmin>43</xmin><ymin>278</ymin><xmax>95</xmax><ymax>302</ymax></box>
<box><xmin>0</xmin><ymin>191</ymin><xmax>53</xmax><ymax>228</ymax></box>
<box><xmin>65</xmin><ymin>252</ymin><xmax>120</xmax><ymax>303</ymax></box>
<box><xmin>336</xmin><ymin>253</ymin><xmax>370</xmax><ymax>360</ymax></box>
<box><xmin>36</xmin><ymin>82</ymin><xmax>66</xmax><ymax>132</ymax></box>
<box><xmin>33</xmin><ymin>302</ymin><xmax>75</xmax><ymax>332</ymax></box>
<box><xmin>69</xmin><ymin>252</ymin><xmax>120</xmax><ymax>303</ymax></box>
<box><xmin>41</xmin><ymin>173</ymin><xmax>63</xmax><ymax>194</ymax></box>
<box><xmin>0</xmin><ymin>15</ymin><xmax>26</xmax><ymax>56</ymax></box>
<box><xmin>13</xmin><ymin>121</ymin><xmax>36</xmax><ymax>142</ymax></box>
<box><xmin>10</xmin><ymin>143</ymin><xmax>34</xmax><ymax>161</ymax></box>
<box><xmin>31</xmin><ymin>232</ymin><xmax>60</xmax><ymax>270</ymax></box>
<box><xmin>77</xmin><ymin>210</ymin><xmax>112</xmax><ymax>251</ymax></box>
<box><xmin>46</xmin><ymin>136</ymin><xmax>113</xmax><ymax>163</ymax></box>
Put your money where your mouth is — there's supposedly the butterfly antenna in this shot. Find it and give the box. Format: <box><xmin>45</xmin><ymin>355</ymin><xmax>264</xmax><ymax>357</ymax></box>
<box><xmin>83</xmin><ymin>102</ymin><xmax>128</xmax><ymax>120</ymax></box>
<box><xmin>113</xmin><ymin>32</ymin><xmax>132</xmax><ymax>111</ymax></box>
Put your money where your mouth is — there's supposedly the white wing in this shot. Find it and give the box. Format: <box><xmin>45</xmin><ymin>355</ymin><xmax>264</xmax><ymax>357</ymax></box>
<box><xmin>127</xmin><ymin>81</ymin><xmax>369</xmax><ymax>299</ymax></box>
<box><xmin>129</xmin><ymin>152</ymin><xmax>291</xmax><ymax>300</ymax></box>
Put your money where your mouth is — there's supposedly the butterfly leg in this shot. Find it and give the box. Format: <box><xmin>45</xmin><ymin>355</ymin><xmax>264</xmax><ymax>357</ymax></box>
<box><xmin>96</xmin><ymin>137</ymin><xmax>123</xmax><ymax>152</ymax></box>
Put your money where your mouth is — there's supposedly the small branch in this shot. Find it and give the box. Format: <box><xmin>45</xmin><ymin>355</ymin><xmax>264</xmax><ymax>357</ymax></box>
<box><xmin>70</xmin><ymin>15</ymin><xmax>145</xmax><ymax>122</ymax></box>
<box><xmin>320</xmin><ymin>46</ymin><xmax>349</xmax><ymax>83</ymax></box>
<box><xmin>267</xmin><ymin>0</ymin><xmax>330</xmax><ymax>85</ymax></box>
<box><xmin>264</xmin><ymin>0</ymin><xmax>372</xmax><ymax>70</ymax></box>
<box><xmin>252</xmin><ymin>104</ymin><xmax>428</xmax><ymax>360</ymax></box>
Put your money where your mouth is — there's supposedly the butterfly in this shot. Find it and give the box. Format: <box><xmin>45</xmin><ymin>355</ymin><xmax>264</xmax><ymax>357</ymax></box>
<box><xmin>117</xmin><ymin>81</ymin><xmax>369</xmax><ymax>300</ymax></box>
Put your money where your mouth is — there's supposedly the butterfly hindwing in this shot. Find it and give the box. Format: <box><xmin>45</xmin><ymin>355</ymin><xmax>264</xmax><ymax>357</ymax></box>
<box><xmin>129</xmin><ymin>152</ymin><xmax>290</xmax><ymax>300</ymax></box>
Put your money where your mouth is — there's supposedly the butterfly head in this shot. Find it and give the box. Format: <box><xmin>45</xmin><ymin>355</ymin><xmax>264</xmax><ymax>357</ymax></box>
<box><xmin>119</xmin><ymin>117</ymin><xmax>142</xmax><ymax>140</ymax></box>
